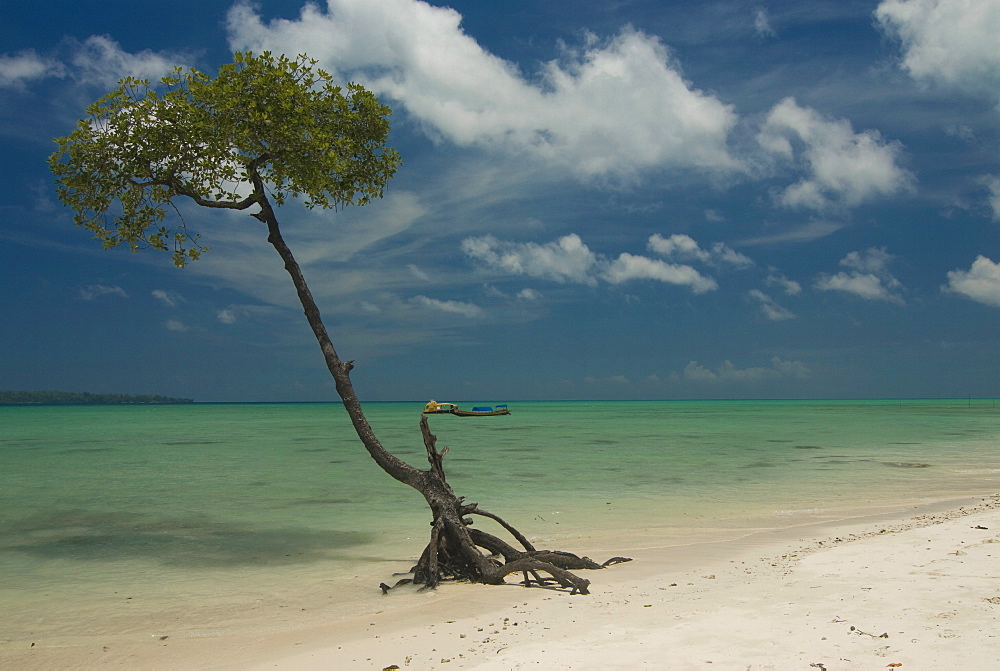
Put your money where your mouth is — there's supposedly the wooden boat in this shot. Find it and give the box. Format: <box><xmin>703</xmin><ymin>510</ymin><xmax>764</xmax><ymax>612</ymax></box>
<box><xmin>422</xmin><ymin>400</ymin><xmax>510</xmax><ymax>417</ymax></box>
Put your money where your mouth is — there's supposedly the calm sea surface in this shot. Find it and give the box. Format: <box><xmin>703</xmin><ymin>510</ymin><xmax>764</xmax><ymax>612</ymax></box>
<box><xmin>1</xmin><ymin>400</ymin><xmax>998</xmax><ymax>647</ymax></box>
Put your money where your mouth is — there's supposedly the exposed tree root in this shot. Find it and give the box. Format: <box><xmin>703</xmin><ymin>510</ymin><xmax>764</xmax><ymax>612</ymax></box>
<box><xmin>380</xmin><ymin>417</ymin><xmax>632</xmax><ymax>595</ymax></box>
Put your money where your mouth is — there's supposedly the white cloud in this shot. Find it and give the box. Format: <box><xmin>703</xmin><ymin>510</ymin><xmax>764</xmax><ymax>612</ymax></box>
<box><xmin>876</xmin><ymin>0</ymin><xmax>1000</xmax><ymax>106</ymax></box>
<box><xmin>681</xmin><ymin>357</ymin><xmax>810</xmax><ymax>382</ymax></box>
<box><xmin>758</xmin><ymin>97</ymin><xmax>914</xmax><ymax>210</ymax></box>
<box><xmin>740</xmin><ymin>220</ymin><xmax>846</xmax><ymax>246</ymax></box>
<box><xmin>408</xmin><ymin>264</ymin><xmax>430</xmax><ymax>281</ymax></box>
<box><xmin>647</xmin><ymin>233</ymin><xmax>753</xmax><ymax>267</ymax></box>
<box><xmin>841</xmin><ymin>247</ymin><xmax>894</xmax><ymax>274</ymax></box>
<box><xmin>461</xmin><ymin>234</ymin><xmax>600</xmax><ymax>286</ymax></box>
<box><xmin>647</xmin><ymin>233</ymin><xmax>708</xmax><ymax>260</ymax></box>
<box><xmin>79</xmin><ymin>284</ymin><xmax>127</xmax><ymax>300</ymax></box>
<box><xmin>217</xmin><ymin>308</ymin><xmax>239</xmax><ymax>324</ymax></box>
<box><xmin>0</xmin><ymin>50</ymin><xmax>63</xmax><ymax>88</ymax></box>
<box><xmin>151</xmin><ymin>289</ymin><xmax>181</xmax><ymax>307</ymax></box>
<box><xmin>68</xmin><ymin>35</ymin><xmax>185</xmax><ymax>87</ymax></box>
<box><xmin>410</xmin><ymin>295</ymin><xmax>484</xmax><ymax>318</ymax></box>
<box><xmin>815</xmin><ymin>247</ymin><xmax>905</xmax><ymax>303</ymax></box>
<box><xmin>766</xmin><ymin>268</ymin><xmax>802</xmax><ymax>295</ymax></box>
<box><xmin>603</xmin><ymin>253</ymin><xmax>717</xmax><ymax>293</ymax></box>
<box><xmin>226</xmin><ymin>0</ymin><xmax>740</xmax><ymax>179</ymax></box>
<box><xmin>164</xmin><ymin>319</ymin><xmax>189</xmax><ymax>332</ymax></box>
<box><xmin>517</xmin><ymin>288</ymin><xmax>542</xmax><ymax>301</ymax></box>
<box><xmin>984</xmin><ymin>175</ymin><xmax>1000</xmax><ymax>220</ymax></box>
<box><xmin>2</xmin><ymin>37</ymin><xmax>188</xmax><ymax>93</ymax></box>
<box><xmin>816</xmin><ymin>272</ymin><xmax>897</xmax><ymax>301</ymax></box>
<box><xmin>754</xmin><ymin>8</ymin><xmax>777</xmax><ymax>39</ymax></box>
<box><xmin>462</xmin><ymin>233</ymin><xmax>720</xmax><ymax>294</ymax></box>
<box><xmin>748</xmin><ymin>289</ymin><xmax>796</xmax><ymax>321</ymax></box>
<box><xmin>944</xmin><ymin>255</ymin><xmax>1000</xmax><ymax>307</ymax></box>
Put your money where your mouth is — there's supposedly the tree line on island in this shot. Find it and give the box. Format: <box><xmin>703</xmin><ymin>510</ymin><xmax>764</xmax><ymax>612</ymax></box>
<box><xmin>0</xmin><ymin>391</ymin><xmax>194</xmax><ymax>405</ymax></box>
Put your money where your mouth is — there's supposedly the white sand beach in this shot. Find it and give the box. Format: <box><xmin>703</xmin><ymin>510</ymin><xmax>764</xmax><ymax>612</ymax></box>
<box><xmin>13</xmin><ymin>495</ymin><xmax>997</xmax><ymax>670</ymax></box>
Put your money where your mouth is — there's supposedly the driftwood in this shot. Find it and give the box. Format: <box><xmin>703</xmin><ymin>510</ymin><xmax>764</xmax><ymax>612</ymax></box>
<box><xmin>379</xmin><ymin>417</ymin><xmax>631</xmax><ymax>595</ymax></box>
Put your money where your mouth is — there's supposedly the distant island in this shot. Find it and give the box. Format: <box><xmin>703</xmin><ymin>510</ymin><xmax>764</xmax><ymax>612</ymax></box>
<box><xmin>0</xmin><ymin>391</ymin><xmax>194</xmax><ymax>405</ymax></box>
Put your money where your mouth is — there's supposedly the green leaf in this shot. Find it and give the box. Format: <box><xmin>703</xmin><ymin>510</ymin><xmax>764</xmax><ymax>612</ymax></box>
<box><xmin>49</xmin><ymin>51</ymin><xmax>401</xmax><ymax>267</ymax></box>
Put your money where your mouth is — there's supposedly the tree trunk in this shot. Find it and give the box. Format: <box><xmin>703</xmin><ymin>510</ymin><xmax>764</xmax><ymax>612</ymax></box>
<box><xmin>253</xmin><ymin>194</ymin><xmax>630</xmax><ymax>594</ymax></box>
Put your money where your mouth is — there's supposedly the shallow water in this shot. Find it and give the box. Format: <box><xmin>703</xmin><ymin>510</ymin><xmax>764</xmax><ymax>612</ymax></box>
<box><xmin>1</xmin><ymin>399</ymin><xmax>998</xmax><ymax>646</ymax></box>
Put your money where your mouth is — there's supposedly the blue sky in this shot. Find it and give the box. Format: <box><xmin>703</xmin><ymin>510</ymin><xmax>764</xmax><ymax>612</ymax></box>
<box><xmin>2</xmin><ymin>0</ymin><xmax>999</xmax><ymax>402</ymax></box>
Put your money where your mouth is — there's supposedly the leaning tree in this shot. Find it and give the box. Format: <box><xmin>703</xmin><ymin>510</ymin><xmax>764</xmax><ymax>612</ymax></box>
<box><xmin>50</xmin><ymin>52</ymin><xmax>628</xmax><ymax>594</ymax></box>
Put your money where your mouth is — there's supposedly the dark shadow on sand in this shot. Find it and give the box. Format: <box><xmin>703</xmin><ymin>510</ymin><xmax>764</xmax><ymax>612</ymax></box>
<box><xmin>0</xmin><ymin>509</ymin><xmax>373</xmax><ymax>567</ymax></box>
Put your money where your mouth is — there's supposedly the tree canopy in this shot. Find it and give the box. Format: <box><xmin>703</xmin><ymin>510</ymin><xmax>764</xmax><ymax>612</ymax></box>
<box><xmin>49</xmin><ymin>51</ymin><xmax>401</xmax><ymax>266</ymax></box>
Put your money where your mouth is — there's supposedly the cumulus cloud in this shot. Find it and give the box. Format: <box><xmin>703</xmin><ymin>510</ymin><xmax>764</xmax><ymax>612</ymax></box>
<box><xmin>164</xmin><ymin>319</ymin><xmax>189</xmax><ymax>332</ymax></box>
<box><xmin>944</xmin><ymin>255</ymin><xmax>1000</xmax><ymax>307</ymax></box>
<box><xmin>815</xmin><ymin>247</ymin><xmax>905</xmax><ymax>303</ymax></box>
<box><xmin>766</xmin><ymin>268</ymin><xmax>802</xmax><ymax>295</ymax></box>
<box><xmin>0</xmin><ymin>49</ymin><xmax>63</xmax><ymax>88</ymax></box>
<box><xmin>876</xmin><ymin>0</ymin><xmax>1000</xmax><ymax>106</ymax></box>
<box><xmin>79</xmin><ymin>284</ymin><xmax>127</xmax><ymax>300</ymax></box>
<box><xmin>226</xmin><ymin>0</ymin><xmax>740</xmax><ymax>179</ymax></box>
<box><xmin>748</xmin><ymin>289</ymin><xmax>796</xmax><ymax>321</ymax></box>
<box><xmin>647</xmin><ymin>233</ymin><xmax>752</xmax><ymax>267</ymax></box>
<box><xmin>461</xmin><ymin>234</ymin><xmax>600</xmax><ymax>286</ymax></box>
<box><xmin>410</xmin><ymin>295</ymin><xmax>484</xmax><ymax>317</ymax></box>
<box><xmin>603</xmin><ymin>253</ymin><xmax>717</xmax><ymax>293</ymax></box>
<box><xmin>680</xmin><ymin>357</ymin><xmax>810</xmax><ymax>383</ymax></box>
<box><xmin>757</xmin><ymin>97</ymin><xmax>914</xmax><ymax>210</ymax></box>
<box><xmin>461</xmin><ymin>232</ymin><xmax>735</xmax><ymax>294</ymax></box>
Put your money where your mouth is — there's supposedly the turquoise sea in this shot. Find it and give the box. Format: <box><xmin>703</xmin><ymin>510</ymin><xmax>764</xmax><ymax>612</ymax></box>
<box><xmin>1</xmin><ymin>399</ymin><xmax>998</xmax><ymax>649</ymax></box>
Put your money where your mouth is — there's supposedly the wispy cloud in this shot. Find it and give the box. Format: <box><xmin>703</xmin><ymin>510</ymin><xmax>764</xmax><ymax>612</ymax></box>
<box><xmin>740</xmin><ymin>220</ymin><xmax>846</xmax><ymax>246</ymax></box>
<box><xmin>0</xmin><ymin>49</ymin><xmax>63</xmax><ymax>89</ymax></box>
<box><xmin>944</xmin><ymin>255</ymin><xmax>1000</xmax><ymax>308</ymax></box>
<box><xmin>164</xmin><ymin>319</ymin><xmax>189</xmax><ymax>332</ymax></box>
<box><xmin>679</xmin><ymin>357</ymin><xmax>810</xmax><ymax>383</ymax></box>
<box><xmin>1</xmin><ymin>36</ymin><xmax>186</xmax><ymax>91</ymax></box>
<box><xmin>68</xmin><ymin>35</ymin><xmax>187</xmax><ymax>88</ymax></box>
<box><xmin>753</xmin><ymin>7</ymin><xmax>777</xmax><ymax>39</ymax></box>
<box><xmin>79</xmin><ymin>284</ymin><xmax>127</xmax><ymax>300</ymax></box>
<box><xmin>815</xmin><ymin>247</ymin><xmax>904</xmax><ymax>303</ymax></box>
<box><xmin>748</xmin><ymin>289</ymin><xmax>795</xmax><ymax>321</ymax></box>
<box><xmin>410</xmin><ymin>295</ymin><xmax>484</xmax><ymax>318</ymax></box>
<box><xmin>151</xmin><ymin>289</ymin><xmax>182</xmax><ymax>307</ymax></box>
<box><xmin>984</xmin><ymin>175</ymin><xmax>1000</xmax><ymax>220</ymax></box>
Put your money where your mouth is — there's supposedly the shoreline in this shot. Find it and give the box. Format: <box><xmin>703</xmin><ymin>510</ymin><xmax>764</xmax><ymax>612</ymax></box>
<box><xmin>8</xmin><ymin>493</ymin><xmax>998</xmax><ymax>669</ymax></box>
